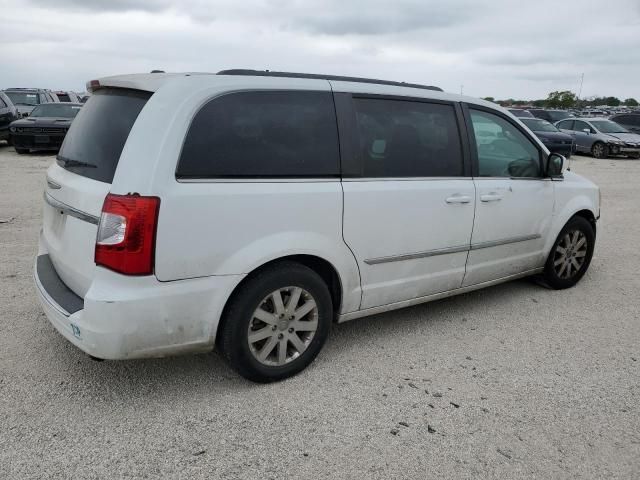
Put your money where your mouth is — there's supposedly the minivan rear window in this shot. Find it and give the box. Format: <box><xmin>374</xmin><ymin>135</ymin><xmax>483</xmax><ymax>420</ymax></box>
<box><xmin>176</xmin><ymin>91</ymin><xmax>340</xmax><ymax>178</ymax></box>
<box><xmin>57</xmin><ymin>88</ymin><xmax>151</xmax><ymax>183</ymax></box>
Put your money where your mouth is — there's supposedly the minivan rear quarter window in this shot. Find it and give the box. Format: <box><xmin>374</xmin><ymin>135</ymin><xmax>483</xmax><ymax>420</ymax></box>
<box><xmin>177</xmin><ymin>91</ymin><xmax>340</xmax><ymax>178</ymax></box>
<box><xmin>57</xmin><ymin>88</ymin><xmax>151</xmax><ymax>183</ymax></box>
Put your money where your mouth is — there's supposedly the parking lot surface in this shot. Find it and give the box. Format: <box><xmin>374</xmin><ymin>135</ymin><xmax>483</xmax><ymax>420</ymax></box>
<box><xmin>0</xmin><ymin>144</ymin><xmax>638</xmax><ymax>479</ymax></box>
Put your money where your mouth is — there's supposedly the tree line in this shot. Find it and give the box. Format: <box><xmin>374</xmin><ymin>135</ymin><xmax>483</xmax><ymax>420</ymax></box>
<box><xmin>482</xmin><ymin>91</ymin><xmax>639</xmax><ymax>109</ymax></box>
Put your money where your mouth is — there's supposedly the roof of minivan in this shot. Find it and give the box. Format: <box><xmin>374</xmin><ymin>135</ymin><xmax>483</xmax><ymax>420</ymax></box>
<box><xmin>91</xmin><ymin>71</ymin><xmax>500</xmax><ymax>110</ymax></box>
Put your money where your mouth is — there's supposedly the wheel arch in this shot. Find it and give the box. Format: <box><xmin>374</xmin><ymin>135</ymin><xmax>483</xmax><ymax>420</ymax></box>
<box><xmin>572</xmin><ymin>209</ymin><xmax>597</xmax><ymax>235</ymax></box>
<box><xmin>217</xmin><ymin>254</ymin><xmax>345</xmax><ymax>338</ymax></box>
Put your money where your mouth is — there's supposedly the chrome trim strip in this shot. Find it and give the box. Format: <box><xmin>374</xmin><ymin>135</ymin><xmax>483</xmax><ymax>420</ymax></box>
<box><xmin>470</xmin><ymin>234</ymin><xmax>541</xmax><ymax>250</ymax></box>
<box><xmin>46</xmin><ymin>178</ymin><xmax>61</xmax><ymax>189</ymax></box>
<box><xmin>364</xmin><ymin>245</ymin><xmax>469</xmax><ymax>265</ymax></box>
<box><xmin>342</xmin><ymin>177</ymin><xmax>473</xmax><ymax>182</ymax></box>
<box><xmin>338</xmin><ymin>267</ymin><xmax>544</xmax><ymax>323</ymax></box>
<box><xmin>364</xmin><ymin>234</ymin><xmax>541</xmax><ymax>265</ymax></box>
<box><xmin>44</xmin><ymin>192</ymin><xmax>100</xmax><ymax>225</ymax></box>
<box><xmin>177</xmin><ymin>177</ymin><xmax>473</xmax><ymax>183</ymax></box>
<box><xmin>176</xmin><ymin>178</ymin><xmax>341</xmax><ymax>184</ymax></box>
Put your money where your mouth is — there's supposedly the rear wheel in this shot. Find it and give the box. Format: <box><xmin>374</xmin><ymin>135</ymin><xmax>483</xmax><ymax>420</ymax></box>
<box><xmin>543</xmin><ymin>216</ymin><xmax>595</xmax><ymax>289</ymax></box>
<box><xmin>629</xmin><ymin>152</ymin><xmax>640</xmax><ymax>160</ymax></box>
<box><xmin>591</xmin><ymin>142</ymin><xmax>608</xmax><ymax>159</ymax></box>
<box><xmin>14</xmin><ymin>147</ymin><xmax>28</xmax><ymax>155</ymax></box>
<box><xmin>217</xmin><ymin>261</ymin><xmax>332</xmax><ymax>382</ymax></box>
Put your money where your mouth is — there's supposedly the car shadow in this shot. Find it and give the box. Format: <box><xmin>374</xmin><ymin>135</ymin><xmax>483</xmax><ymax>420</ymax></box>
<box><xmin>45</xmin><ymin>277</ymin><xmax>548</xmax><ymax>397</ymax></box>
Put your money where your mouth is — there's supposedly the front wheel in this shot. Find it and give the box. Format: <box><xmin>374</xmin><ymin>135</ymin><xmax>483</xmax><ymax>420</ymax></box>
<box><xmin>217</xmin><ymin>262</ymin><xmax>332</xmax><ymax>382</ymax></box>
<box><xmin>14</xmin><ymin>147</ymin><xmax>28</xmax><ymax>154</ymax></box>
<box><xmin>543</xmin><ymin>216</ymin><xmax>595</xmax><ymax>289</ymax></box>
<box><xmin>591</xmin><ymin>142</ymin><xmax>608</xmax><ymax>159</ymax></box>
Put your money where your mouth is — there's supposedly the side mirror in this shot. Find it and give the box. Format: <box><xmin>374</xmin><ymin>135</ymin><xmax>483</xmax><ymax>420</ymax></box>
<box><xmin>547</xmin><ymin>153</ymin><xmax>566</xmax><ymax>178</ymax></box>
<box><xmin>582</xmin><ymin>128</ymin><xmax>591</xmax><ymax>134</ymax></box>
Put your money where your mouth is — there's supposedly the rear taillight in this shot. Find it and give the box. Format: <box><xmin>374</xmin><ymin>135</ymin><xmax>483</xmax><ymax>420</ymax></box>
<box><xmin>95</xmin><ymin>194</ymin><xmax>160</xmax><ymax>275</ymax></box>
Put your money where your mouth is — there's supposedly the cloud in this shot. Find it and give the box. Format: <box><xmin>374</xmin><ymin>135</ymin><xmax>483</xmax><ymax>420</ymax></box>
<box><xmin>3</xmin><ymin>0</ymin><xmax>639</xmax><ymax>99</ymax></box>
<box><xmin>28</xmin><ymin>0</ymin><xmax>172</xmax><ymax>13</ymax></box>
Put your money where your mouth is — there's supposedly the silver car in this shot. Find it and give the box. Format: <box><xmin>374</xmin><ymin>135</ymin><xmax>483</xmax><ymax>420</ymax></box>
<box><xmin>555</xmin><ymin>117</ymin><xmax>640</xmax><ymax>159</ymax></box>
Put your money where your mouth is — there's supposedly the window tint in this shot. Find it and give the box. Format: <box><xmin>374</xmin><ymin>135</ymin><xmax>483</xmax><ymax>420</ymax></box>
<box><xmin>625</xmin><ymin>115</ymin><xmax>640</xmax><ymax>126</ymax></box>
<box><xmin>58</xmin><ymin>88</ymin><xmax>150</xmax><ymax>183</ymax></box>
<box><xmin>470</xmin><ymin>109</ymin><xmax>541</xmax><ymax>178</ymax></box>
<box><xmin>57</xmin><ymin>93</ymin><xmax>71</xmax><ymax>102</ymax></box>
<box><xmin>352</xmin><ymin>98</ymin><xmax>463</xmax><ymax>177</ymax></box>
<box><xmin>177</xmin><ymin>91</ymin><xmax>339</xmax><ymax>178</ymax></box>
<box><xmin>557</xmin><ymin>120</ymin><xmax>574</xmax><ymax>130</ymax></box>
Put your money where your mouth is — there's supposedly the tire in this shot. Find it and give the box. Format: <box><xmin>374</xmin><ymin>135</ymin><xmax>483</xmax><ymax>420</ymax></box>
<box><xmin>14</xmin><ymin>147</ymin><xmax>28</xmax><ymax>154</ymax></box>
<box><xmin>543</xmin><ymin>216</ymin><xmax>595</xmax><ymax>289</ymax></box>
<box><xmin>591</xmin><ymin>142</ymin><xmax>608</xmax><ymax>159</ymax></box>
<box><xmin>217</xmin><ymin>261</ymin><xmax>332</xmax><ymax>382</ymax></box>
<box><xmin>629</xmin><ymin>153</ymin><xmax>640</xmax><ymax>160</ymax></box>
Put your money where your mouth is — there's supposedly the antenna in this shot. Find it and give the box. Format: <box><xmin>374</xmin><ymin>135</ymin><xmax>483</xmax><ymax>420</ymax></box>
<box><xmin>577</xmin><ymin>73</ymin><xmax>584</xmax><ymax>100</ymax></box>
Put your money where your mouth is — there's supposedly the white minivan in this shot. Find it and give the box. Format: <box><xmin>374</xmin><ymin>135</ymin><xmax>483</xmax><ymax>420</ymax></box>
<box><xmin>35</xmin><ymin>70</ymin><xmax>600</xmax><ymax>382</ymax></box>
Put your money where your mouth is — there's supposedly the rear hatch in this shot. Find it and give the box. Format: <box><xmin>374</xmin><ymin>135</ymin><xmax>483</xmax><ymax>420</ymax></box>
<box><xmin>42</xmin><ymin>88</ymin><xmax>151</xmax><ymax>297</ymax></box>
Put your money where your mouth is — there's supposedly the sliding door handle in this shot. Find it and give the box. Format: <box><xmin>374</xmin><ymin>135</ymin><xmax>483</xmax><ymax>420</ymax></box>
<box><xmin>445</xmin><ymin>195</ymin><xmax>472</xmax><ymax>204</ymax></box>
<box><xmin>480</xmin><ymin>193</ymin><xmax>503</xmax><ymax>202</ymax></box>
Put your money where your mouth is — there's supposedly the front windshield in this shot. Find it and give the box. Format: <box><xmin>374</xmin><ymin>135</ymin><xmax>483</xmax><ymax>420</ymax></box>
<box><xmin>30</xmin><ymin>104</ymin><xmax>82</xmax><ymax>118</ymax></box>
<box><xmin>521</xmin><ymin>118</ymin><xmax>559</xmax><ymax>133</ymax></box>
<box><xmin>590</xmin><ymin>120</ymin><xmax>629</xmax><ymax>134</ymax></box>
<box><xmin>5</xmin><ymin>91</ymin><xmax>40</xmax><ymax>106</ymax></box>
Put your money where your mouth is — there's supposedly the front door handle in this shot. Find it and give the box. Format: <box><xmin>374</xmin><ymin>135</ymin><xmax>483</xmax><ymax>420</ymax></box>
<box><xmin>480</xmin><ymin>193</ymin><xmax>503</xmax><ymax>202</ymax></box>
<box><xmin>445</xmin><ymin>194</ymin><xmax>472</xmax><ymax>204</ymax></box>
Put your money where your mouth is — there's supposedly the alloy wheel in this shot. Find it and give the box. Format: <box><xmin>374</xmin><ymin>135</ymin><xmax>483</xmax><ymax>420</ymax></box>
<box><xmin>553</xmin><ymin>230</ymin><xmax>588</xmax><ymax>279</ymax></box>
<box><xmin>592</xmin><ymin>143</ymin><xmax>606</xmax><ymax>158</ymax></box>
<box><xmin>247</xmin><ymin>287</ymin><xmax>319</xmax><ymax>366</ymax></box>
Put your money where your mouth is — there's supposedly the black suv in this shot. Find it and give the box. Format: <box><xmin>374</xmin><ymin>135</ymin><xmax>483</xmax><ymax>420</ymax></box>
<box><xmin>0</xmin><ymin>91</ymin><xmax>19</xmax><ymax>143</ymax></box>
<box><xmin>609</xmin><ymin>113</ymin><xmax>640</xmax><ymax>134</ymax></box>
<box><xmin>528</xmin><ymin>109</ymin><xmax>574</xmax><ymax>123</ymax></box>
<box><xmin>3</xmin><ymin>88</ymin><xmax>58</xmax><ymax>118</ymax></box>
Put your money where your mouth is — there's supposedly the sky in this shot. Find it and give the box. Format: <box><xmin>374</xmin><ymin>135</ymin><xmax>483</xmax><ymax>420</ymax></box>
<box><xmin>1</xmin><ymin>0</ymin><xmax>639</xmax><ymax>100</ymax></box>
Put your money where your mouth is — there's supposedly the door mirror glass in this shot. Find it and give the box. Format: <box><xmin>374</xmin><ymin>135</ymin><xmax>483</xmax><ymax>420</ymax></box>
<box><xmin>547</xmin><ymin>153</ymin><xmax>565</xmax><ymax>177</ymax></box>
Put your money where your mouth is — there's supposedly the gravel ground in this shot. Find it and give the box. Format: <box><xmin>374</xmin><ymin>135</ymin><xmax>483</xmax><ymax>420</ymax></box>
<box><xmin>0</xmin><ymin>143</ymin><xmax>639</xmax><ymax>479</ymax></box>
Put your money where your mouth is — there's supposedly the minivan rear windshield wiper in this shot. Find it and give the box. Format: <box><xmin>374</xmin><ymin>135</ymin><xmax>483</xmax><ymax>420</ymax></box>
<box><xmin>56</xmin><ymin>155</ymin><xmax>97</xmax><ymax>169</ymax></box>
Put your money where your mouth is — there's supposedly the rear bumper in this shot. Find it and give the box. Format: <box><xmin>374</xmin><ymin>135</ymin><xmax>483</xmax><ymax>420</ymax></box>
<box><xmin>34</xmin><ymin>241</ymin><xmax>244</xmax><ymax>360</ymax></box>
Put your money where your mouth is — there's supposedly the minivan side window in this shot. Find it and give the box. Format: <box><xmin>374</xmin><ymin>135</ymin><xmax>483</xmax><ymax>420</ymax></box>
<box><xmin>469</xmin><ymin>109</ymin><xmax>541</xmax><ymax>178</ymax></box>
<box><xmin>0</xmin><ymin>97</ymin><xmax>6</xmax><ymax>108</ymax></box>
<box><xmin>177</xmin><ymin>91</ymin><xmax>340</xmax><ymax>178</ymax></box>
<box><xmin>352</xmin><ymin>98</ymin><xmax>463</xmax><ymax>177</ymax></box>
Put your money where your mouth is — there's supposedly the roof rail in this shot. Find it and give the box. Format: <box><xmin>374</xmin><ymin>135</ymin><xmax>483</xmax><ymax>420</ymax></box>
<box><xmin>217</xmin><ymin>69</ymin><xmax>443</xmax><ymax>92</ymax></box>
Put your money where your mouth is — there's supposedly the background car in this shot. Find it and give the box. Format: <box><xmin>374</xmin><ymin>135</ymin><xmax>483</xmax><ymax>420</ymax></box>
<box><xmin>508</xmin><ymin>108</ymin><xmax>534</xmax><ymax>118</ymax></box>
<box><xmin>528</xmin><ymin>109</ymin><xmax>574</xmax><ymax>123</ymax></box>
<box><xmin>0</xmin><ymin>91</ymin><xmax>19</xmax><ymax>144</ymax></box>
<box><xmin>520</xmin><ymin>117</ymin><xmax>575</xmax><ymax>157</ymax></box>
<box><xmin>4</xmin><ymin>88</ymin><xmax>58</xmax><ymax>117</ymax></box>
<box><xmin>9</xmin><ymin>103</ymin><xmax>82</xmax><ymax>154</ymax></box>
<box><xmin>52</xmin><ymin>90</ymin><xmax>81</xmax><ymax>103</ymax></box>
<box><xmin>609</xmin><ymin>113</ymin><xmax>640</xmax><ymax>134</ymax></box>
<box><xmin>556</xmin><ymin>118</ymin><xmax>640</xmax><ymax>159</ymax></box>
